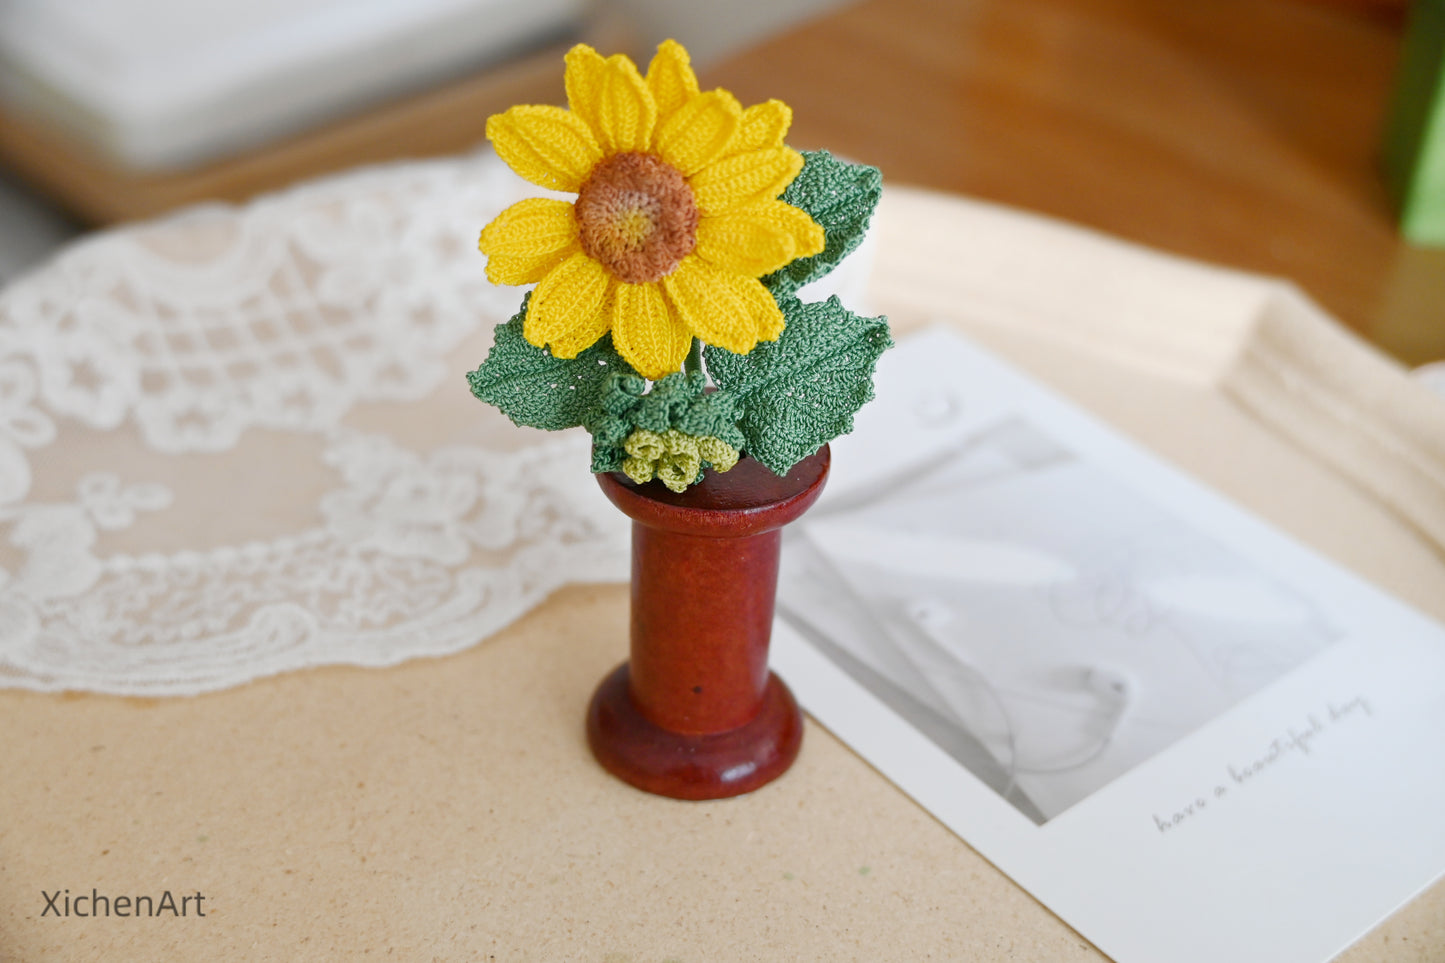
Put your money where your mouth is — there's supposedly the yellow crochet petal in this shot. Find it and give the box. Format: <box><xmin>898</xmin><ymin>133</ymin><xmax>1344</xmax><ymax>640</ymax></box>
<box><xmin>694</xmin><ymin>212</ymin><xmax>791</xmax><ymax>278</ymax></box>
<box><xmin>524</xmin><ymin>253</ymin><xmax>613</xmax><ymax>356</ymax></box>
<box><xmin>487</xmin><ymin>106</ymin><xmax>601</xmax><ymax>192</ymax></box>
<box><xmin>549</xmin><ymin>278</ymin><xmax>615</xmax><ymax>358</ymax></box>
<box><xmin>689</xmin><ymin>147</ymin><xmax>805</xmax><ymax>216</ymax></box>
<box><xmin>733</xmin><ymin>100</ymin><xmax>792</xmax><ymax>154</ymax></box>
<box><xmin>694</xmin><ymin>200</ymin><xmax>823</xmax><ymax>277</ymax></box>
<box><xmin>592</xmin><ymin>54</ymin><xmax>656</xmax><ymax>155</ymax></box>
<box><xmin>662</xmin><ymin>256</ymin><xmax>760</xmax><ymax>355</ymax></box>
<box><xmin>655</xmin><ymin>89</ymin><xmax>742</xmax><ymax>177</ymax></box>
<box><xmin>479</xmin><ymin>197</ymin><xmax>578</xmax><ymax>257</ymax></box>
<box><xmin>483</xmin><ymin>251</ymin><xmax>580</xmax><ymax>285</ymax></box>
<box><xmin>612</xmin><ymin>282</ymin><xmax>690</xmax><ymax>379</ymax></box>
<box><xmin>564</xmin><ymin>44</ymin><xmax>607</xmax><ymax>136</ymax></box>
<box><xmin>738</xmin><ymin>272</ymin><xmax>785</xmax><ymax>342</ymax></box>
<box><xmin>646</xmin><ymin>40</ymin><xmax>699</xmax><ymax>122</ymax></box>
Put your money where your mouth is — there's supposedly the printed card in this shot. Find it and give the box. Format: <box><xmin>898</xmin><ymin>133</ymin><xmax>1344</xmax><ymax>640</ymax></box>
<box><xmin>774</xmin><ymin>327</ymin><xmax>1445</xmax><ymax>963</ymax></box>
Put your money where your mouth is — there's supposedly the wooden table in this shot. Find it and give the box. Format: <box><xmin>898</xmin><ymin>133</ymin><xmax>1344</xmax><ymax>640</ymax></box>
<box><xmin>4</xmin><ymin>0</ymin><xmax>1435</xmax><ymax>362</ymax></box>
<box><xmin>707</xmin><ymin>0</ymin><xmax>1445</xmax><ymax>366</ymax></box>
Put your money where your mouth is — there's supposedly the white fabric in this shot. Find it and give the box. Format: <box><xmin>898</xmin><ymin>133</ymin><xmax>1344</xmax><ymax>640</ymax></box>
<box><xmin>0</xmin><ymin>154</ymin><xmax>634</xmax><ymax>694</ymax></box>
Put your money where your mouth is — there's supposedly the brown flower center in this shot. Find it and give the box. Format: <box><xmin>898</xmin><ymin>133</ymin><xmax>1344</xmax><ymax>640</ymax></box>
<box><xmin>575</xmin><ymin>152</ymin><xmax>698</xmax><ymax>285</ymax></box>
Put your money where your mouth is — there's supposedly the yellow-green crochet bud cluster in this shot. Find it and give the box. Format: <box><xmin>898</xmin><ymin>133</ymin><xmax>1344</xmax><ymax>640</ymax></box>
<box><xmin>622</xmin><ymin>428</ymin><xmax>740</xmax><ymax>493</ymax></box>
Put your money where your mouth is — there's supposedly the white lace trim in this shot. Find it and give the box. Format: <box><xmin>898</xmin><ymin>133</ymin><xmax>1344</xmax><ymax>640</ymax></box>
<box><xmin>0</xmin><ymin>152</ymin><xmax>631</xmax><ymax>695</ymax></box>
<box><xmin>4</xmin><ymin>158</ymin><xmax>528</xmax><ymax>451</ymax></box>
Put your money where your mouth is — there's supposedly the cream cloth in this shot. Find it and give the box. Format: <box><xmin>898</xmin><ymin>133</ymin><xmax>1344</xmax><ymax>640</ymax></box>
<box><xmin>1</xmin><ymin>159</ymin><xmax>1441</xmax><ymax>961</ymax></box>
<box><xmin>0</xmin><ymin>154</ymin><xmax>632</xmax><ymax>694</ymax></box>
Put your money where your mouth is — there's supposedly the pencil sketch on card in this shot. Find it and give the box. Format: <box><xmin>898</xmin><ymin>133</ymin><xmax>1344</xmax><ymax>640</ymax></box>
<box><xmin>779</xmin><ymin>417</ymin><xmax>1340</xmax><ymax>824</ymax></box>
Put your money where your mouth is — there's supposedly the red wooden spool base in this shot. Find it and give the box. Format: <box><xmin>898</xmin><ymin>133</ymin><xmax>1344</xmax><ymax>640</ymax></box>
<box><xmin>587</xmin><ymin>665</ymin><xmax>803</xmax><ymax>800</ymax></box>
<box><xmin>589</xmin><ymin>447</ymin><xmax>830</xmax><ymax>800</ymax></box>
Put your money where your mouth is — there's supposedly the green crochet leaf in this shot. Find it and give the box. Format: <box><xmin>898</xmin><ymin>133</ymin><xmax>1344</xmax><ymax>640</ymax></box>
<box><xmin>762</xmin><ymin>150</ymin><xmax>883</xmax><ymax>299</ymax></box>
<box><xmin>705</xmin><ymin>296</ymin><xmax>891</xmax><ymax>476</ymax></box>
<box><xmin>586</xmin><ymin>370</ymin><xmax>746</xmax><ymax>473</ymax></box>
<box><xmin>675</xmin><ymin>391</ymin><xmax>745</xmax><ymax>450</ymax></box>
<box><xmin>590</xmin><ymin>436</ymin><xmax>628</xmax><ymax>474</ymax></box>
<box><xmin>588</xmin><ymin>373</ymin><xmax>649</xmax><ymax>472</ymax></box>
<box><xmin>466</xmin><ymin>296</ymin><xmax>629</xmax><ymax>431</ymax></box>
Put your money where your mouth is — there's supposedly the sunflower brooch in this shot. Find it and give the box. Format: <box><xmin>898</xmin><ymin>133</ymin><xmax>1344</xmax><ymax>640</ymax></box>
<box><xmin>467</xmin><ymin>39</ymin><xmax>891</xmax><ymax>492</ymax></box>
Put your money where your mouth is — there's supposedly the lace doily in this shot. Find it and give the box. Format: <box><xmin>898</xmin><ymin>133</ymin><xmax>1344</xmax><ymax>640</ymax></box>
<box><xmin>0</xmin><ymin>152</ymin><xmax>640</xmax><ymax>694</ymax></box>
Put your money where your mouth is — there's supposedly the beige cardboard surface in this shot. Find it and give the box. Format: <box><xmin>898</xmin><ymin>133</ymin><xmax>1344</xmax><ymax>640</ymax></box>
<box><xmin>3</xmin><ymin>187</ymin><xmax>1444</xmax><ymax>961</ymax></box>
<box><xmin>1</xmin><ymin>583</ymin><xmax>1100</xmax><ymax>962</ymax></box>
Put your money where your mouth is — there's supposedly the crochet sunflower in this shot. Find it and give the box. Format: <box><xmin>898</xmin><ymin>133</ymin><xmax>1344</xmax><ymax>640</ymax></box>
<box><xmin>480</xmin><ymin>40</ymin><xmax>822</xmax><ymax>379</ymax></box>
<box><xmin>468</xmin><ymin>40</ymin><xmax>891</xmax><ymax>492</ymax></box>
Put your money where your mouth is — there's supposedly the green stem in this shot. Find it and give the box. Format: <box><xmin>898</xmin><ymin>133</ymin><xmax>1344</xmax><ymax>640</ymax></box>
<box><xmin>684</xmin><ymin>338</ymin><xmax>703</xmax><ymax>377</ymax></box>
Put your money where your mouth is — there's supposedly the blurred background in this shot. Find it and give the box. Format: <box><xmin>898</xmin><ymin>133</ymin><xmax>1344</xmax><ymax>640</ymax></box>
<box><xmin>0</xmin><ymin>0</ymin><xmax>1439</xmax><ymax>366</ymax></box>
